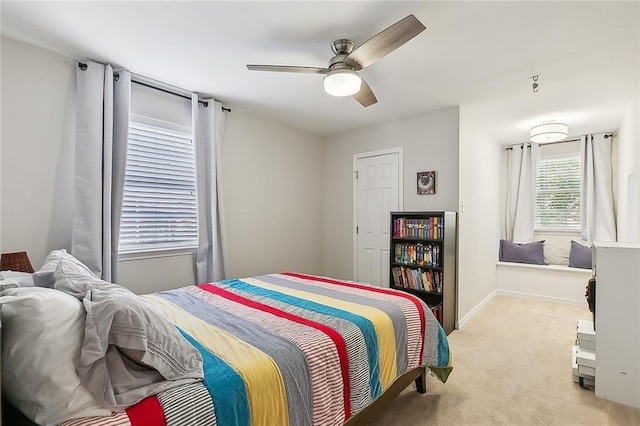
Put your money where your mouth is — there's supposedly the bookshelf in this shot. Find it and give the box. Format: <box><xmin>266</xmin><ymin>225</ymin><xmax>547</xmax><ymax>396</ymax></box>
<box><xmin>390</xmin><ymin>211</ymin><xmax>457</xmax><ymax>334</ymax></box>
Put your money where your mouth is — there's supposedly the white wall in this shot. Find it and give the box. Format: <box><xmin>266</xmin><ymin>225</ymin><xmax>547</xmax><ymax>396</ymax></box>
<box><xmin>1</xmin><ymin>36</ymin><xmax>75</xmax><ymax>268</ymax></box>
<box><xmin>118</xmin><ymin>253</ymin><xmax>197</xmax><ymax>294</ymax></box>
<box><xmin>131</xmin><ymin>82</ymin><xmax>191</xmax><ymax>126</ymax></box>
<box><xmin>222</xmin><ymin>108</ymin><xmax>324</xmax><ymax>278</ymax></box>
<box><xmin>615</xmin><ymin>77</ymin><xmax>640</xmax><ymax>242</ymax></box>
<box><xmin>0</xmin><ymin>37</ymin><xmax>194</xmax><ymax>292</ymax></box>
<box><xmin>1</xmin><ymin>36</ymin><xmax>325</xmax><ymax>292</ymax></box>
<box><xmin>323</xmin><ymin>107</ymin><xmax>460</xmax><ymax>281</ymax></box>
<box><xmin>458</xmin><ymin>108</ymin><xmax>502</xmax><ymax>323</ymax></box>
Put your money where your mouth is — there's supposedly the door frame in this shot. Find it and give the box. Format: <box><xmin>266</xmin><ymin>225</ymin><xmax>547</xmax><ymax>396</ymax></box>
<box><xmin>352</xmin><ymin>147</ymin><xmax>404</xmax><ymax>282</ymax></box>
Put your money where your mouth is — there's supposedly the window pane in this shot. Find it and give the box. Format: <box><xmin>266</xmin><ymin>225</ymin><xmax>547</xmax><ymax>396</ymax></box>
<box><xmin>119</xmin><ymin>121</ymin><xmax>197</xmax><ymax>253</ymax></box>
<box><xmin>534</xmin><ymin>156</ymin><xmax>581</xmax><ymax>231</ymax></box>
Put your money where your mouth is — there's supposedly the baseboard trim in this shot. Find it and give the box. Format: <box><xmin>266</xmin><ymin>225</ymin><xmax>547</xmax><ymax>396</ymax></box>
<box><xmin>457</xmin><ymin>290</ymin><xmax>496</xmax><ymax>330</ymax></box>
<box><xmin>495</xmin><ymin>289</ymin><xmax>586</xmax><ymax>306</ymax></box>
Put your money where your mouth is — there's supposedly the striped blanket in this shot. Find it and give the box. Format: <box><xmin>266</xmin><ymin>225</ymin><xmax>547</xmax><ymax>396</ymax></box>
<box><xmin>62</xmin><ymin>273</ymin><xmax>452</xmax><ymax>426</ymax></box>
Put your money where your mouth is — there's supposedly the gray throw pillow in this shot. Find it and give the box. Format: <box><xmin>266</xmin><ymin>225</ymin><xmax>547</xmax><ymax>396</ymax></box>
<box><xmin>569</xmin><ymin>240</ymin><xmax>593</xmax><ymax>269</ymax></box>
<box><xmin>499</xmin><ymin>239</ymin><xmax>546</xmax><ymax>265</ymax></box>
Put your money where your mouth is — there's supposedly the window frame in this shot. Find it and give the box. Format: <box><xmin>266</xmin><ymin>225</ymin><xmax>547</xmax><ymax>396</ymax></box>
<box><xmin>118</xmin><ymin>114</ymin><xmax>198</xmax><ymax>260</ymax></box>
<box><xmin>534</xmin><ymin>152</ymin><xmax>582</xmax><ymax>234</ymax></box>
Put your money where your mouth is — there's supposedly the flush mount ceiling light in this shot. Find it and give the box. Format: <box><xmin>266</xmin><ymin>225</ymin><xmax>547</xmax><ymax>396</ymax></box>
<box><xmin>529</xmin><ymin>122</ymin><xmax>569</xmax><ymax>143</ymax></box>
<box><xmin>323</xmin><ymin>67</ymin><xmax>362</xmax><ymax>97</ymax></box>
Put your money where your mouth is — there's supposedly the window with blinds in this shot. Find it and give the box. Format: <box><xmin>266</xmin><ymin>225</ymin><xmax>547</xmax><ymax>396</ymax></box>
<box><xmin>534</xmin><ymin>155</ymin><xmax>581</xmax><ymax>231</ymax></box>
<box><xmin>119</xmin><ymin>120</ymin><xmax>197</xmax><ymax>253</ymax></box>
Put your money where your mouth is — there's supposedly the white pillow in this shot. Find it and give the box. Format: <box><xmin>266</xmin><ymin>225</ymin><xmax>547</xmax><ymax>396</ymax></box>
<box><xmin>0</xmin><ymin>270</ymin><xmax>35</xmax><ymax>287</ymax></box>
<box><xmin>543</xmin><ymin>238</ymin><xmax>570</xmax><ymax>266</ymax></box>
<box><xmin>0</xmin><ymin>287</ymin><xmax>111</xmax><ymax>425</ymax></box>
<box><xmin>33</xmin><ymin>249</ymin><xmax>97</xmax><ymax>288</ymax></box>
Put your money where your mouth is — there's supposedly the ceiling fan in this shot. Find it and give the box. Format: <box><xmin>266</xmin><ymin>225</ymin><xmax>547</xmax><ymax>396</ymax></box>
<box><xmin>246</xmin><ymin>14</ymin><xmax>426</xmax><ymax>107</ymax></box>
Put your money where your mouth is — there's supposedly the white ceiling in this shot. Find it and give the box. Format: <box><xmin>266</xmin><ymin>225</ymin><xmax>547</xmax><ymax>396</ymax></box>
<box><xmin>1</xmin><ymin>1</ymin><xmax>638</xmax><ymax>144</ymax></box>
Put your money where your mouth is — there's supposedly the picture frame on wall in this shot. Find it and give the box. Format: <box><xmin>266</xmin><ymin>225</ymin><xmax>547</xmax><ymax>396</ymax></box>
<box><xmin>417</xmin><ymin>171</ymin><xmax>436</xmax><ymax>195</ymax></box>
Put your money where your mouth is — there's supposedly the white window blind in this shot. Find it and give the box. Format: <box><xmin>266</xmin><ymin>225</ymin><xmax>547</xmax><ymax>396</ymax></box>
<box><xmin>534</xmin><ymin>155</ymin><xmax>581</xmax><ymax>231</ymax></box>
<box><xmin>119</xmin><ymin>121</ymin><xmax>197</xmax><ymax>253</ymax></box>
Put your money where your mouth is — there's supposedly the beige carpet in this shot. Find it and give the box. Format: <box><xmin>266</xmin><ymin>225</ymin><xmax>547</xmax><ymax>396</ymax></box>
<box><xmin>370</xmin><ymin>296</ymin><xmax>640</xmax><ymax>425</ymax></box>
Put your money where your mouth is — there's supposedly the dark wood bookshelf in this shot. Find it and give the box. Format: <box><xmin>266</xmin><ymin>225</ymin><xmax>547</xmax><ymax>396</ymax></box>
<box><xmin>389</xmin><ymin>211</ymin><xmax>457</xmax><ymax>334</ymax></box>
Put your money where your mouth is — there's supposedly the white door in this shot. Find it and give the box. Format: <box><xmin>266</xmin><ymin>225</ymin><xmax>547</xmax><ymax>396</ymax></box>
<box><xmin>355</xmin><ymin>151</ymin><xmax>401</xmax><ymax>287</ymax></box>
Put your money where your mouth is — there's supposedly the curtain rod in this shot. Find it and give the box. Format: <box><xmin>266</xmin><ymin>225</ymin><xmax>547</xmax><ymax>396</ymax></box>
<box><xmin>132</xmin><ymin>80</ymin><xmax>210</xmax><ymax>107</ymax></box>
<box><xmin>505</xmin><ymin>134</ymin><xmax>614</xmax><ymax>150</ymax></box>
<box><xmin>77</xmin><ymin>62</ymin><xmax>231</xmax><ymax>112</ymax></box>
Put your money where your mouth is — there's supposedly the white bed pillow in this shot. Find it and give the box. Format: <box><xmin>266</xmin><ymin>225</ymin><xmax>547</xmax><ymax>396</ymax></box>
<box><xmin>33</xmin><ymin>249</ymin><xmax>97</xmax><ymax>288</ymax></box>
<box><xmin>0</xmin><ymin>287</ymin><xmax>111</xmax><ymax>425</ymax></box>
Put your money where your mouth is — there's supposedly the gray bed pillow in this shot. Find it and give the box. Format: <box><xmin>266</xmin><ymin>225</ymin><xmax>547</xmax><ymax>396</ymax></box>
<box><xmin>54</xmin><ymin>258</ymin><xmax>110</xmax><ymax>299</ymax></box>
<box><xmin>569</xmin><ymin>240</ymin><xmax>593</xmax><ymax>269</ymax></box>
<box><xmin>34</xmin><ymin>249</ymin><xmax>97</xmax><ymax>288</ymax></box>
<box><xmin>499</xmin><ymin>239</ymin><xmax>546</xmax><ymax>265</ymax></box>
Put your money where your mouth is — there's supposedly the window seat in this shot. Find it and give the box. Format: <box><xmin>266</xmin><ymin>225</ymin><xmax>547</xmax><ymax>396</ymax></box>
<box><xmin>496</xmin><ymin>261</ymin><xmax>591</xmax><ymax>305</ymax></box>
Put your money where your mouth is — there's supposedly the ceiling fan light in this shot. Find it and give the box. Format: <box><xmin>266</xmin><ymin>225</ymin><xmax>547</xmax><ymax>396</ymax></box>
<box><xmin>323</xmin><ymin>69</ymin><xmax>361</xmax><ymax>97</ymax></box>
<box><xmin>529</xmin><ymin>122</ymin><xmax>569</xmax><ymax>143</ymax></box>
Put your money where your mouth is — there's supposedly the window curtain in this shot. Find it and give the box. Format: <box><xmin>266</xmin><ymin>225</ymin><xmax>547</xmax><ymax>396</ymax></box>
<box><xmin>580</xmin><ymin>134</ymin><xmax>616</xmax><ymax>243</ymax></box>
<box><xmin>72</xmin><ymin>61</ymin><xmax>130</xmax><ymax>282</ymax></box>
<box><xmin>505</xmin><ymin>143</ymin><xmax>540</xmax><ymax>242</ymax></box>
<box><xmin>193</xmin><ymin>96</ymin><xmax>226</xmax><ymax>283</ymax></box>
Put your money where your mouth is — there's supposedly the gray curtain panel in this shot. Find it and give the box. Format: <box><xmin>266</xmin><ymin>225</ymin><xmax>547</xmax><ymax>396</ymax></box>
<box><xmin>193</xmin><ymin>96</ymin><xmax>226</xmax><ymax>284</ymax></box>
<box><xmin>580</xmin><ymin>134</ymin><xmax>616</xmax><ymax>243</ymax></box>
<box><xmin>505</xmin><ymin>142</ymin><xmax>540</xmax><ymax>243</ymax></box>
<box><xmin>72</xmin><ymin>61</ymin><xmax>131</xmax><ymax>283</ymax></box>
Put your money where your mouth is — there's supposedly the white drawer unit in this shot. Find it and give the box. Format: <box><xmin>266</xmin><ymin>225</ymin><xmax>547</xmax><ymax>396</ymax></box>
<box><xmin>576</xmin><ymin>319</ymin><xmax>596</xmax><ymax>351</ymax></box>
<box><xmin>576</xmin><ymin>346</ymin><xmax>596</xmax><ymax>369</ymax></box>
<box><xmin>572</xmin><ymin>345</ymin><xmax>595</xmax><ymax>387</ymax></box>
<box><xmin>573</xmin><ymin>319</ymin><xmax>596</xmax><ymax>388</ymax></box>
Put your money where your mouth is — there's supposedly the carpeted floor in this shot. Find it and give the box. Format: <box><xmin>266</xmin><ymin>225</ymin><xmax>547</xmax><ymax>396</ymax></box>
<box><xmin>370</xmin><ymin>296</ymin><xmax>640</xmax><ymax>425</ymax></box>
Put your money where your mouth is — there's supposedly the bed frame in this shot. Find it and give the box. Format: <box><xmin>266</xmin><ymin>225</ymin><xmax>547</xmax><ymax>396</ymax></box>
<box><xmin>2</xmin><ymin>375</ymin><xmax>427</xmax><ymax>426</ymax></box>
<box><xmin>1</xmin><ymin>275</ymin><xmax>430</xmax><ymax>425</ymax></box>
<box><xmin>345</xmin><ymin>366</ymin><xmax>427</xmax><ymax>426</ymax></box>
<box><xmin>0</xmin><ymin>328</ymin><xmax>428</xmax><ymax>426</ymax></box>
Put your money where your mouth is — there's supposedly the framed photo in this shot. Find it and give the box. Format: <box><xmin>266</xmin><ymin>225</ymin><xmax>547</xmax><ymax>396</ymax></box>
<box><xmin>417</xmin><ymin>171</ymin><xmax>436</xmax><ymax>195</ymax></box>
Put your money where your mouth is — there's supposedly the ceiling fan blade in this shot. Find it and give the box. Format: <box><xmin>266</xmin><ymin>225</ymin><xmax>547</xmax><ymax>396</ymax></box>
<box><xmin>344</xmin><ymin>14</ymin><xmax>426</xmax><ymax>70</ymax></box>
<box><xmin>353</xmin><ymin>79</ymin><xmax>377</xmax><ymax>107</ymax></box>
<box><xmin>247</xmin><ymin>65</ymin><xmax>328</xmax><ymax>74</ymax></box>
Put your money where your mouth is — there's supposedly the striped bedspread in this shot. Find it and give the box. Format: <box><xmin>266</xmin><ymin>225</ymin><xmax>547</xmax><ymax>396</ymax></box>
<box><xmin>62</xmin><ymin>273</ymin><xmax>452</xmax><ymax>426</ymax></box>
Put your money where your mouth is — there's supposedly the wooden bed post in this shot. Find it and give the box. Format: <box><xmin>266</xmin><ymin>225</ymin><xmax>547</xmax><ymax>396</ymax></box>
<box><xmin>415</xmin><ymin>369</ymin><xmax>428</xmax><ymax>394</ymax></box>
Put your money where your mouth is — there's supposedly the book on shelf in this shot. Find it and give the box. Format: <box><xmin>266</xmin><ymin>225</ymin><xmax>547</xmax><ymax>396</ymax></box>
<box><xmin>428</xmin><ymin>303</ymin><xmax>443</xmax><ymax>324</ymax></box>
<box><xmin>391</xmin><ymin>266</ymin><xmax>443</xmax><ymax>293</ymax></box>
<box><xmin>393</xmin><ymin>242</ymin><xmax>440</xmax><ymax>267</ymax></box>
<box><xmin>393</xmin><ymin>216</ymin><xmax>443</xmax><ymax>240</ymax></box>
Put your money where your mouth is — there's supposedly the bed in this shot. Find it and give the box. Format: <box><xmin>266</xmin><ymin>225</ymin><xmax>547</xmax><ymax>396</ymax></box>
<box><xmin>1</xmin><ymin>251</ymin><xmax>452</xmax><ymax>426</ymax></box>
